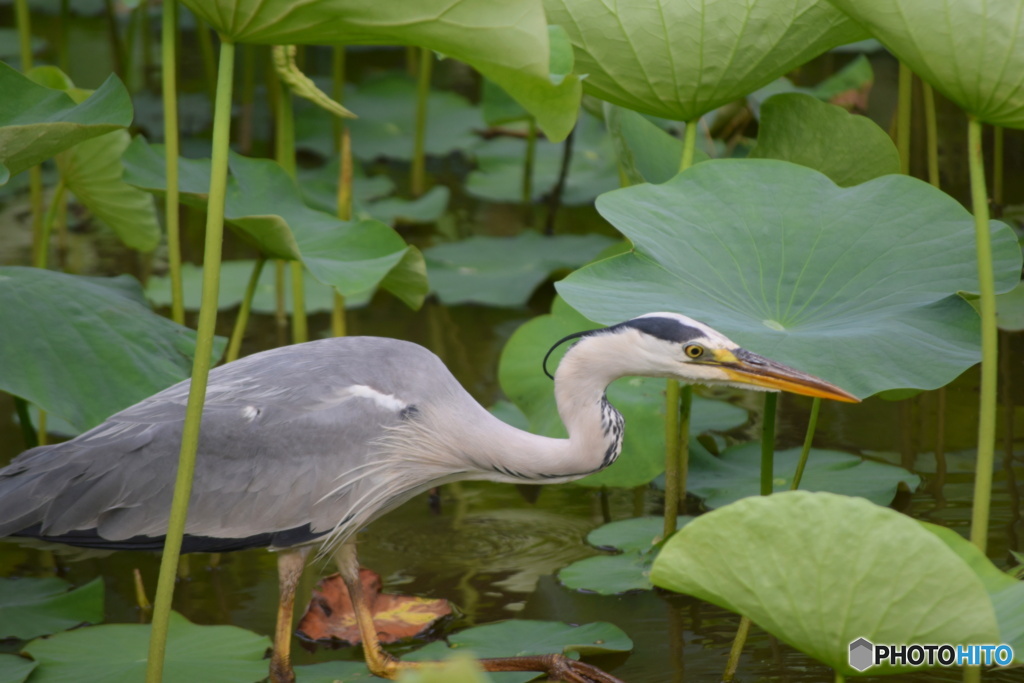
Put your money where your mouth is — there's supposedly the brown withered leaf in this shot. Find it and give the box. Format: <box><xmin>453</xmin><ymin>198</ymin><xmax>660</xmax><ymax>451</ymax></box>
<box><xmin>296</xmin><ymin>569</ymin><xmax>452</xmax><ymax>645</ymax></box>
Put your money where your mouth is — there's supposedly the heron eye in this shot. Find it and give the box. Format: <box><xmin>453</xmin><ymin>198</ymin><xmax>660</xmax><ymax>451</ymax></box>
<box><xmin>684</xmin><ymin>344</ymin><xmax>704</xmax><ymax>359</ymax></box>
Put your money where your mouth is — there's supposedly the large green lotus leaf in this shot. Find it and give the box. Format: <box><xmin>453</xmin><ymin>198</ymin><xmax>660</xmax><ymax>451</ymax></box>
<box><xmin>405</xmin><ymin>619</ymin><xmax>632</xmax><ymax>683</ymax></box>
<box><xmin>145</xmin><ymin>260</ymin><xmax>374</xmax><ymax>313</ymax></box>
<box><xmin>827</xmin><ymin>0</ymin><xmax>1024</xmax><ymax>127</ymax></box>
<box><xmin>179</xmin><ymin>0</ymin><xmax>581</xmax><ymax>141</ymax></box>
<box><xmin>499</xmin><ymin>297</ymin><xmax>748</xmax><ymax>487</ymax></box>
<box><xmin>57</xmin><ymin>131</ymin><xmax>160</xmax><ymax>252</ymax></box>
<box><xmin>686</xmin><ymin>442</ymin><xmax>919</xmax><ymax>508</ymax></box>
<box><xmin>425</xmin><ymin>232</ymin><xmax>616</xmax><ymax>307</ymax></box>
<box><xmin>557</xmin><ymin>160</ymin><xmax>1022</xmax><ymax>399</ymax></box>
<box><xmin>603</xmin><ymin>105</ymin><xmax>710</xmax><ymax>186</ymax></box>
<box><xmin>922</xmin><ymin>523</ymin><xmax>1024</xmax><ymax>661</ymax></box>
<box><xmin>0</xmin><ymin>267</ymin><xmax>224</xmax><ymax>432</ymax></box>
<box><xmin>122</xmin><ymin>138</ymin><xmax>427</xmax><ymax>309</ymax></box>
<box><xmin>466</xmin><ymin>112</ymin><xmax>619</xmax><ymax>205</ymax></box>
<box><xmin>0</xmin><ymin>655</ymin><xmax>35</xmax><ymax>683</ymax></box>
<box><xmin>0</xmin><ymin>63</ymin><xmax>131</xmax><ymax>183</ymax></box>
<box><xmin>650</xmin><ymin>491</ymin><xmax>1000</xmax><ymax>675</ymax></box>
<box><xmin>0</xmin><ymin>577</ymin><xmax>103</xmax><ymax>640</ymax></box>
<box><xmin>544</xmin><ymin>0</ymin><xmax>865</xmax><ymax>122</ymax></box>
<box><xmin>749</xmin><ymin>93</ymin><xmax>900</xmax><ymax>187</ymax></box>
<box><xmin>22</xmin><ymin>611</ymin><xmax>270</xmax><ymax>683</ymax></box>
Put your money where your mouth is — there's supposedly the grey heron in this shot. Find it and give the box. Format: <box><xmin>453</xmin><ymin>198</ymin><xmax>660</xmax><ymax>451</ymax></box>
<box><xmin>0</xmin><ymin>312</ymin><xmax>857</xmax><ymax>682</ymax></box>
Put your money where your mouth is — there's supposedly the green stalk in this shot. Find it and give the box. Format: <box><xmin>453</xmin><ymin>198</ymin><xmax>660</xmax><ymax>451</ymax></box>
<box><xmin>289</xmin><ymin>261</ymin><xmax>307</xmax><ymax>344</ymax></box>
<box><xmin>15</xmin><ymin>0</ymin><xmax>45</xmax><ymax>269</ymax></box>
<box><xmin>34</xmin><ymin>179</ymin><xmax>66</xmax><ymax>269</ymax></box>
<box><xmin>13</xmin><ymin>397</ymin><xmax>38</xmax><ymax>449</ymax></box>
<box><xmin>761</xmin><ymin>393</ymin><xmax>778</xmax><ymax>495</ymax></box>
<box><xmin>274</xmin><ymin>79</ymin><xmax>307</xmax><ymax>344</ymax></box>
<box><xmin>897</xmin><ymin>63</ymin><xmax>912</xmax><ymax>175</ymax></box>
<box><xmin>162</xmin><ymin>0</ymin><xmax>185</xmax><ymax>326</ymax></box>
<box><xmin>993</xmin><ymin>126</ymin><xmax>1004</xmax><ymax>207</ymax></box>
<box><xmin>923</xmin><ymin>82</ymin><xmax>939</xmax><ymax>188</ymax></box>
<box><xmin>14</xmin><ymin>0</ymin><xmax>32</xmax><ymax>69</ymax></box>
<box><xmin>790</xmin><ymin>397</ymin><xmax>821</xmax><ymax>490</ymax></box>
<box><xmin>663</xmin><ymin>119</ymin><xmax>700</xmax><ymax>538</ymax></box>
<box><xmin>722</xmin><ymin>615</ymin><xmax>751</xmax><ymax>681</ymax></box>
<box><xmin>677</xmin><ymin>385</ymin><xmax>692</xmax><ymax>503</ymax></box>
<box><xmin>967</xmin><ymin>115</ymin><xmax>998</xmax><ymax>553</ymax></box>
<box><xmin>196</xmin><ymin>19</ymin><xmax>218</xmax><ymax>106</ymax></box>
<box><xmin>331</xmin><ymin>46</ymin><xmax>346</xmax><ymax>149</ymax></box>
<box><xmin>225</xmin><ymin>258</ymin><xmax>266</xmax><ymax>363</ymax></box>
<box><xmin>145</xmin><ymin>39</ymin><xmax>235</xmax><ymax>683</ymax></box>
<box><xmin>238</xmin><ymin>45</ymin><xmax>257</xmax><ymax>154</ymax></box>
<box><xmin>411</xmin><ymin>47</ymin><xmax>432</xmax><ymax>197</ymax></box>
<box><xmin>332</xmin><ymin>119</ymin><xmax>352</xmax><ymax>338</ymax></box>
<box><xmin>274</xmin><ymin>260</ymin><xmax>287</xmax><ymax>347</ymax></box>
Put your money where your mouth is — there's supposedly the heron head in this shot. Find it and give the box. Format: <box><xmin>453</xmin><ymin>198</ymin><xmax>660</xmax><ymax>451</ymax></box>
<box><xmin>548</xmin><ymin>312</ymin><xmax>859</xmax><ymax>403</ymax></box>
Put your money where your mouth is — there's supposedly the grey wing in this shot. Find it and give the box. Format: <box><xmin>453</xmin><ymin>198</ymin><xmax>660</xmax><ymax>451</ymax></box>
<box><xmin>0</xmin><ymin>337</ymin><xmax>451</xmax><ymax>550</ymax></box>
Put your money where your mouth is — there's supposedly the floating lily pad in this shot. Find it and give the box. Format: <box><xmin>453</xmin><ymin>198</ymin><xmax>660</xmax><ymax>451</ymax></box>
<box><xmin>685</xmin><ymin>441</ymin><xmax>920</xmax><ymax>508</ymax></box>
<box><xmin>499</xmin><ymin>297</ymin><xmax>749</xmax><ymax>488</ymax></box>
<box><xmin>399</xmin><ymin>656</ymin><xmax>491</xmax><ymax>683</ymax></box>
<box><xmin>651</xmin><ymin>491</ymin><xmax>1001</xmax><ymax>675</ymax></box>
<box><xmin>828</xmin><ymin>0</ymin><xmax>1024</xmax><ymax>127</ymax></box>
<box><xmin>181</xmin><ymin>0</ymin><xmax>580</xmax><ymax>140</ymax></box>
<box><xmin>0</xmin><ymin>655</ymin><xmax>35</xmax><ymax>683</ymax></box>
<box><xmin>0</xmin><ymin>267</ymin><xmax>225</xmax><ymax>432</ymax></box>
<box><xmin>0</xmin><ymin>577</ymin><xmax>103</xmax><ymax>640</ymax></box>
<box><xmin>297</xmin><ymin>570</ymin><xmax>451</xmax><ymax>645</ymax></box>
<box><xmin>405</xmin><ymin>619</ymin><xmax>631</xmax><ymax>683</ymax></box>
<box><xmin>559</xmin><ymin>517</ymin><xmax>691</xmax><ymax>595</ymax></box>
<box><xmin>22</xmin><ymin>611</ymin><xmax>270</xmax><ymax>683</ymax></box>
<box><xmin>145</xmin><ymin>260</ymin><xmax>374</xmax><ymax>313</ymax></box>
<box><xmin>294</xmin><ymin>661</ymin><xmax>376</xmax><ymax>683</ymax></box>
<box><xmin>0</xmin><ymin>63</ymin><xmax>131</xmax><ymax>184</ymax></box>
<box><xmin>544</xmin><ymin>0</ymin><xmax>865</xmax><ymax>121</ymax></box>
<box><xmin>122</xmin><ymin>138</ymin><xmax>427</xmax><ymax>310</ymax></box>
<box><xmin>557</xmin><ymin>160</ymin><xmax>1022</xmax><ymax>399</ymax></box>
<box><xmin>466</xmin><ymin>112</ymin><xmax>618</xmax><ymax>205</ymax></box>
<box><xmin>750</xmin><ymin>93</ymin><xmax>900</xmax><ymax>186</ymax></box>
<box><xmin>425</xmin><ymin>232</ymin><xmax>616</xmax><ymax>307</ymax></box>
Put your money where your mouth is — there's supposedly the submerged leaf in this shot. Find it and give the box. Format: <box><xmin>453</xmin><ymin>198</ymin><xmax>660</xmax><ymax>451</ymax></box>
<box><xmin>0</xmin><ymin>577</ymin><xmax>103</xmax><ymax>640</ymax></box>
<box><xmin>499</xmin><ymin>297</ymin><xmax>748</xmax><ymax>488</ymax></box>
<box><xmin>22</xmin><ymin>611</ymin><xmax>270</xmax><ymax>683</ymax></box>
<box><xmin>558</xmin><ymin>160</ymin><xmax>1022</xmax><ymax>399</ymax></box>
<box><xmin>297</xmin><ymin>570</ymin><xmax>451</xmax><ymax>645</ymax></box>
<box><xmin>0</xmin><ymin>267</ymin><xmax>224</xmax><ymax>432</ymax></box>
<box><xmin>651</xmin><ymin>491</ymin><xmax>1000</xmax><ymax>675</ymax></box>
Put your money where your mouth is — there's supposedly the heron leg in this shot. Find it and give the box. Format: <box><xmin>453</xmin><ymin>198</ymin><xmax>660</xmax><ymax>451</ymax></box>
<box><xmin>269</xmin><ymin>546</ymin><xmax>310</xmax><ymax>683</ymax></box>
<box><xmin>334</xmin><ymin>541</ymin><xmax>406</xmax><ymax>679</ymax></box>
<box><xmin>333</xmin><ymin>543</ymin><xmax>624</xmax><ymax>683</ymax></box>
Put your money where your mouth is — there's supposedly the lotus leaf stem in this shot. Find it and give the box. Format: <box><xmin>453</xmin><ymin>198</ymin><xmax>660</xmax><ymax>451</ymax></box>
<box><xmin>273</xmin><ymin>75</ymin><xmax>308</xmax><ymax>345</ymax></box>
<box><xmin>966</xmin><ymin>115</ymin><xmax>998</xmax><ymax>553</ymax></box>
<box><xmin>13</xmin><ymin>397</ymin><xmax>37</xmax><ymax>449</ymax></box>
<box><xmin>923</xmin><ymin>82</ymin><xmax>939</xmax><ymax>188</ymax></box>
<box><xmin>146</xmin><ymin>38</ymin><xmax>235</xmax><ymax>683</ymax></box>
<box><xmin>333</xmin><ymin>121</ymin><xmax>353</xmax><ymax>338</ymax></box>
<box><xmin>226</xmin><ymin>257</ymin><xmax>266</xmax><ymax>363</ymax></box>
<box><xmin>897</xmin><ymin>63</ymin><xmax>912</xmax><ymax>174</ymax></box>
<box><xmin>722</xmin><ymin>615</ymin><xmax>750</xmax><ymax>680</ymax></box>
<box><xmin>34</xmin><ymin>178</ymin><xmax>65</xmax><ymax>269</ymax></box>
<box><xmin>411</xmin><ymin>47</ymin><xmax>432</xmax><ymax>197</ymax></box>
<box><xmin>993</xmin><ymin>126</ymin><xmax>1004</xmax><ymax>208</ymax></box>
<box><xmin>162</xmin><ymin>0</ymin><xmax>184</xmax><ymax>325</ymax></box>
<box><xmin>790</xmin><ymin>397</ymin><xmax>821</xmax><ymax>490</ymax></box>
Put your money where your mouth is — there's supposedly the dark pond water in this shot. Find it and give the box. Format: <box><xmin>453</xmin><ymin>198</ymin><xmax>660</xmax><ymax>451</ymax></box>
<box><xmin>2</xmin><ymin>6</ymin><xmax>1024</xmax><ymax>681</ymax></box>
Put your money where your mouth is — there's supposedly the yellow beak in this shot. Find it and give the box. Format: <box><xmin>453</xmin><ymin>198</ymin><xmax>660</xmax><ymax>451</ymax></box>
<box><xmin>715</xmin><ymin>348</ymin><xmax>860</xmax><ymax>403</ymax></box>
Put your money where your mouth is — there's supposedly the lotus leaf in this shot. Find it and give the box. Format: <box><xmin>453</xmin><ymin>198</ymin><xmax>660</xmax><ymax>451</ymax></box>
<box><xmin>827</xmin><ymin>0</ymin><xmax>1024</xmax><ymax>127</ymax></box>
<box><xmin>749</xmin><ymin>93</ymin><xmax>900</xmax><ymax>186</ymax></box>
<box><xmin>603</xmin><ymin>105</ymin><xmax>711</xmax><ymax>185</ymax></box>
<box><xmin>686</xmin><ymin>441</ymin><xmax>919</xmax><ymax>508</ymax></box>
<box><xmin>0</xmin><ymin>267</ymin><xmax>225</xmax><ymax>432</ymax></box>
<box><xmin>0</xmin><ymin>64</ymin><xmax>131</xmax><ymax>184</ymax></box>
<box><xmin>544</xmin><ymin>0</ymin><xmax>866</xmax><ymax>121</ymax></box>
<box><xmin>22</xmin><ymin>611</ymin><xmax>270</xmax><ymax>683</ymax></box>
<box><xmin>0</xmin><ymin>577</ymin><xmax>103</xmax><ymax>640</ymax></box>
<box><xmin>179</xmin><ymin>0</ymin><xmax>581</xmax><ymax>140</ymax></box>
<box><xmin>557</xmin><ymin>160</ymin><xmax>1022</xmax><ymax>399</ymax></box>
<box><xmin>122</xmin><ymin>138</ymin><xmax>427</xmax><ymax>309</ymax></box>
<box><xmin>0</xmin><ymin>655</ymin><xmax>35</xmax><ymax>683</ymax></box>
<box><xmin>499</xmin><ymin>297</ymin><xmax>748</xmax><ymax>487</ymax></box>
<box><xmin>651</xmin><ymin>491</ymin><xmax>1001</xmax><ymax>675</ymax></box>
<box><xmin>425</xmin><ymin>233</ymin><xmax>616</xmax><ymax>308</ymax></box>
